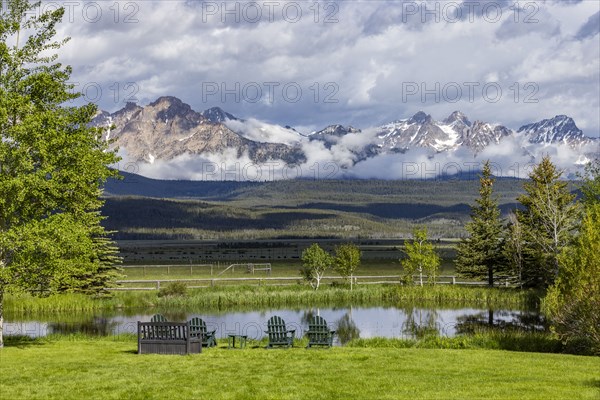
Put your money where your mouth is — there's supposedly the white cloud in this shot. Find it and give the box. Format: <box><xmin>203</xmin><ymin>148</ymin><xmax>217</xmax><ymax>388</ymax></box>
<box><xmin>46</xmin><ymin>0</ymin><xmax>598</xmax><ymax>149</ymax></box>
<box><xmin>225</xmin><ymin>118</ymin><xmax>307</xmax><ymax>145</ymax></box>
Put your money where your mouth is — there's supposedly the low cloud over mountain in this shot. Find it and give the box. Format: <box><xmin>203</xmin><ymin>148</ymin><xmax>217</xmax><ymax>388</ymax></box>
<box><xmin>94</xmin><ymin>96</ymin><xmax>599</xmax><ymax>181</ymax></box>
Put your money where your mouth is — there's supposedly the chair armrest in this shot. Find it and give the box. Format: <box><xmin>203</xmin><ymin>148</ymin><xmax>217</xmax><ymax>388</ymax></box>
<box><xmin>208</xmin><ymin>330</ymin><xmax>216</xmax><ymax>336</ymax></box>
<box><xmin>288</xmin><ymin>330</ymin><xmax>296</xmax><ymax>337</ymax></box>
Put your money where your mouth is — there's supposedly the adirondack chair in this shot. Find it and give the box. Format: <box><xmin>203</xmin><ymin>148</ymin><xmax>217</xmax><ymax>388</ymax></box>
<box><xmin>150</xmin><ymin>314</ymin><xmax>168</xmax><ymax>338</ymax></box>
<box><xmin>150</xmin><ymin>314</ymin><xmax>167</xmax><ymax>322</ymax></box>
<box><xmin>188</xmin><ymin>317</ymin><xmax>217</xmax><ymax>348</ymax></box>
<box><xmin>265</xmin><ymin>316</ymin><xmax>295</xmax><ymax>348</ymax></box>
<box><xmin>306</xmin><ymin>315</ymin><xmax>336</xmax><ymax>348</ymax></box>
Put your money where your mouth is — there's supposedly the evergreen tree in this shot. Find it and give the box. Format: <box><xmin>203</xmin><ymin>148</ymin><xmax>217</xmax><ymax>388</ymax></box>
<box><xmin>0</xmin><ymin>1</ymin><xmax>121</xmax><ymax>347</ymax></box>
<box><xmin>517</xmin><ymin>156</ymin><xmax>578</xmax><ymax>288</ymax></box>
<box><xmin>401</xmin><ymin>228</ymin><xmax>440</xmax><ymax>286</ymax></box>
<box><xmin>455</xmin><ymin>161</ymin><xmax>505</xmax><ymax>286</ymax></box>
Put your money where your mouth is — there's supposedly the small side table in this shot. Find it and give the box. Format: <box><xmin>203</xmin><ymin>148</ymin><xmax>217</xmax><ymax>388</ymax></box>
<box><xmin>227</xmin><ymin>334</ymin><xmax>248</xmax><ymax>349</ymax></box>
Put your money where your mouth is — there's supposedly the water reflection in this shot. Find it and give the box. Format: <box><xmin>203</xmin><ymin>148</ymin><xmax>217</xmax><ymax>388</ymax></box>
<box><xmin>5</xmin><ymin>306</ymin><xmax>545</xmax><ymax>344</ymax></box>
<box><xmin>336</xmin><ymin>312</ymin><xmax>361</xmax><ymax>345</ymax></box>
<box><xmin>301</xmin><ymin>309</ymin><xmax>319</xmax><ymax>326</ymax></box>
<box><xmin>454</xmin><ymin>309</ymin><xmax>547</xmax><ymax>334</ymax></box>
<box><xmin>402</xmin><ymin>308</ymin><xmax>440</xmax><ymax>339</ymax></box>
<box><xmin>49</xmin><ymin>317</ymin><xmax>118</xmax><ymax>336</ymax></box>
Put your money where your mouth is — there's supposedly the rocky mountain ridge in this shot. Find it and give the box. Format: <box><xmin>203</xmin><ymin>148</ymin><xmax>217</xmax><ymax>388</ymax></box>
<box><xmin>92</xmin><ymin>96</ymin><xmax>598</xmax><ymax>176</ymax></box>
<box><xmin>92</xmin><ymin>96</ymin><xmax>305</xmax><ymax>165</ymax></box>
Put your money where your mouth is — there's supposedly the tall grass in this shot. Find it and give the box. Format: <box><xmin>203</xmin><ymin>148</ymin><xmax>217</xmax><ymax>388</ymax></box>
<box><xmin>5</xmin><ymin>293</ymin><xmax>101</xmax><ymax>314</ymax></box>
<box><xmin>384</xmin><ymin>285</ymin><xmax>542</xmax><ymax>309</ymax></box>
<box><xmin>347</xmin><ymin>330</ymin><xmax>565</xmax><ymax>354</ymax></box>
<box><xmin>5</xmin><ymin>285</ymin><xmax>540</xmax><ymax>315</ymax></box>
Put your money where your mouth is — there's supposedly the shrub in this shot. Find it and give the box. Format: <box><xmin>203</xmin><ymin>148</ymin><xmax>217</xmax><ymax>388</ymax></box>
<box><xmin>157</xmin><ymin>282</ymin><xmax>188</xmax><ymax>298</ymax></box>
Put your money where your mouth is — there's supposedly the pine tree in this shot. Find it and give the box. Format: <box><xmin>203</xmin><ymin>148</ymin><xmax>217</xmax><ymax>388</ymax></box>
<box><xmin>0</xmin><ymin>1</ymin><xmax>121</xmax><ymax>347</ymax></box>
<box><xmin>455</xmin><ymin>161</ymin><xmax>505</xmax><ymax>286</ymax></box>
<box><xmin>517</xmin><ymin>156</ymin><xmax>578</xmax><ymax>288</ymax></box>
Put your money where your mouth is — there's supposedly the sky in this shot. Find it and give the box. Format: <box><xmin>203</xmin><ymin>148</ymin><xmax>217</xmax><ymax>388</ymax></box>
<box><xmin>47</xmin><ymin>0</ymin><xmax>600</xmax><ymax>137</ymax></box>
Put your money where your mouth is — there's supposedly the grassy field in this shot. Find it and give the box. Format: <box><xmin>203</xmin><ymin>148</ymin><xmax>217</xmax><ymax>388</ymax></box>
<box><xmin>1</xmin><ymin>335</ymin><xmax>598</xmax><ymax>399</ymax></box>
<box><xmin>117</xmin><ymin>259</ymin><xmax>458</xmax><ymax>280</ymax></box>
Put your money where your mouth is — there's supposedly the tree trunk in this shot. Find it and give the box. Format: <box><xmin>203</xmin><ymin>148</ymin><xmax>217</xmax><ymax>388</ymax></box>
<box><xmin>488</xmin><ymin>265</ymin><xmax>494</xmax><ymax>287</ymax></box>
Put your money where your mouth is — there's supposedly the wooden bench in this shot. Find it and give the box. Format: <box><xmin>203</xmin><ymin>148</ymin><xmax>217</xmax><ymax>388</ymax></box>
<box><xmin>137</xmin><ymin>321</ymin><xmax>202</xmax><ymax>355</ymax></box>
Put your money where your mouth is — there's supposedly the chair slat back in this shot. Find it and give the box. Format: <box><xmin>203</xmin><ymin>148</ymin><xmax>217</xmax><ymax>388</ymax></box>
<box><xmin>308</xmin><ymin>315</ymin><xmax>334</xmax><ymax>346</ymax></box>
<box><xmin>151</xmin><ymin>314</ymin><xmax>167</xmax><ymax>322</ymax></box>
<box><xmin>310</xmin><ymin>315</ymin><xmax>328</xmax><ymax>342</ymax></box>
<box><xmin>139</xmin><ymin>322</ymin><xmax>188</xmax><ymax>340</ymax></box>
<box><xmin>267</xmin><ymin>316</ymin><xmax>288</xmax><ymax>342</ymax></box>
<box><xmin>189</xmin><ymin>317</ymin><xmax>207</xmax><ymax>337</ymax></box>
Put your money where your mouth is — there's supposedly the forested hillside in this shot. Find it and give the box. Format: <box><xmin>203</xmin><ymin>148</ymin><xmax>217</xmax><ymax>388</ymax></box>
<box><xmin>101</xmin><ymin>174</ymin><xmax>546</xmax><ymax>240</ymax></box>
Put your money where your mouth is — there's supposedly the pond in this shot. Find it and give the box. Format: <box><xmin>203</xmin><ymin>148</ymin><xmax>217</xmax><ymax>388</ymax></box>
<box><xmin>5</xmin><ymin>306</ymin><xmax>546</xmax><ymax>345</ymax></box>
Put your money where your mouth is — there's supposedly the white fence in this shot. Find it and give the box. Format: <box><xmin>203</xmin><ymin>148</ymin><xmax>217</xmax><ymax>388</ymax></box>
<box><xmin>110</xmin><ymin>274</ymin><xmax>514</xmax><ymax>291</ymax></box>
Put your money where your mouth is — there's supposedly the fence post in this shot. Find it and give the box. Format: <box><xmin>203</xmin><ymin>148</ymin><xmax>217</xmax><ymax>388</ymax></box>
<box><xmin>452</xmin><ymin>276</ymin><xmax>456</xmax><ymax>285</ymax></box>
<box><xmin>156</xmin><ymin>281</ymin><xmax>160</xmax><ymax>290</ymax></box>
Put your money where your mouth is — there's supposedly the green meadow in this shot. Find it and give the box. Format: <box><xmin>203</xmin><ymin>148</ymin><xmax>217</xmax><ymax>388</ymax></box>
<box><xmin>1</xmin><ymin>335</ymin><xmax>598</xmax><ymax>400</ymax></box>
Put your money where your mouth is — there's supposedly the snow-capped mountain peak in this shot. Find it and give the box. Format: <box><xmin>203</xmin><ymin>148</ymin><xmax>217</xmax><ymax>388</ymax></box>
<box><xmin>378</xmin><ymin>111</ymin><xmax>469</xmax><ymax>152</ymax></box>
<box><xmin>443</xmin><ymin>111</ymin><xmax>472</xmax><ymax>127</ymax></box>
<box><xmin>200</xmin><ymin>107</ymin><xmax>237</xmax><ymax>124</ymax></box>
<box><xmin>311</xmin><ymin>124</ymin><xmax>362</xmax><ymax>137</ymax></box>
<box><xmin>518</xmin><ymin>115</ymin><xmax>592</xmax><ymax>147</ymax></box>
<box><xmin>408</xmin><ymin>111</ymin><xmax>432</xmax><ymax>125</ymax></box>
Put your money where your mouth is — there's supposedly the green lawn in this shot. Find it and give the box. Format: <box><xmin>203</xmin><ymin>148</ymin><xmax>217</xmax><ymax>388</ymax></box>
<box><xmin>1</xmin><ymin>337</ymin><xmax>598</xmax><ymax>399</ymax></box>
